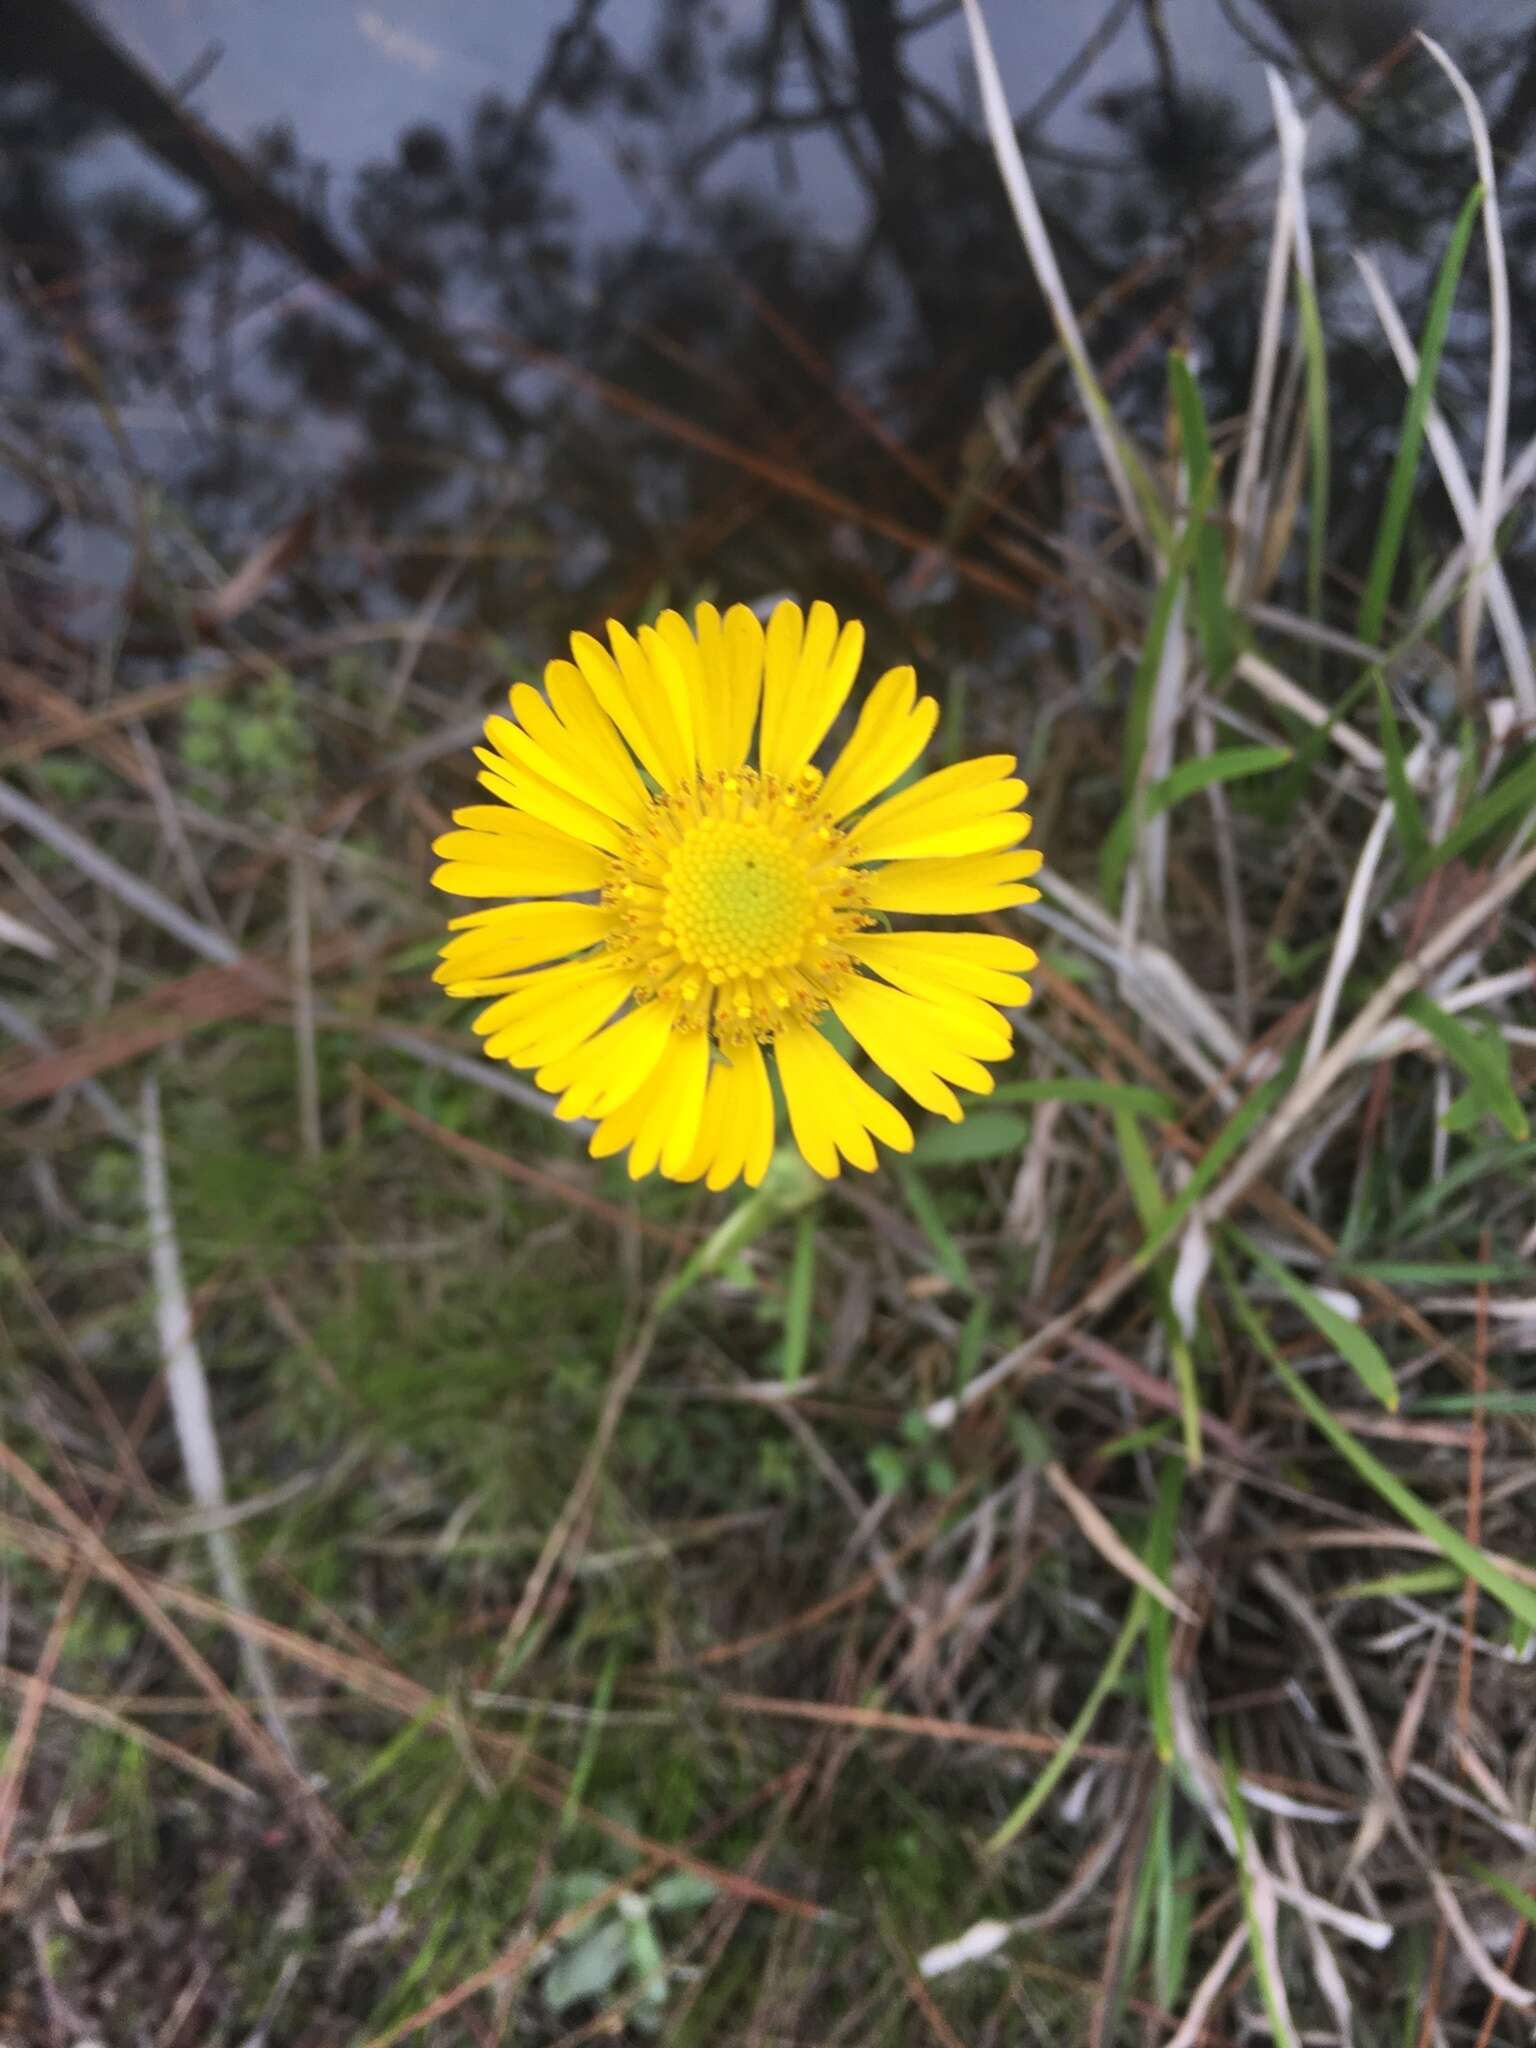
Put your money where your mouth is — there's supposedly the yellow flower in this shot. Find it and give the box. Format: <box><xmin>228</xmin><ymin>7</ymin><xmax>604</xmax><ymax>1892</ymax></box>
<box><xmin>431</xmin><ymin>599</ymin><xmax>1041</xmax><ymax>1186</ymax></box>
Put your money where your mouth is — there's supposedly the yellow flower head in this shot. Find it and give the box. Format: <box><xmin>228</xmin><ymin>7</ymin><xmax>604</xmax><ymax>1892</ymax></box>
<box><xmin>431</xmin><ymin>599</ymin><xmax>1041</xmax><ymax>1185</ymax></box>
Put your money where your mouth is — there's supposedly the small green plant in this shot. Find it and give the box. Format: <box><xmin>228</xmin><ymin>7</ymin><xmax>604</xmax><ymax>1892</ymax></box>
<box><xmin>539</xmin><ymin>1867</ymin><xmax>716</xmax><ymax>2032</ymax></box>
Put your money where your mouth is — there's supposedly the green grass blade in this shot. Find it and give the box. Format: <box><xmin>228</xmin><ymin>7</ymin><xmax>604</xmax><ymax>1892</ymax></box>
<box><xmin>1169</xmin><ymin>351</ymin><xmax>1236</xmax><ymax>678</ymax></box>
<box><xmin>780</xmin><ymin>1209</ymin><xmax>817</xmax><ymax>1384</ymax></box>
<box><xmin>1101</xmin><ymin>745</ymin><xmax>1291</xmax><ymax>903</ymax></box>
<box><xmin>1358</xmin><ymin>184</ymin><xmax>1484</xmax><ymax>646</ymax></box>
<box><xmin>988</xmin><ymin>1078</ymin><xmax>1177</xmax><ymax>1118</ymax></box>
<box><xmin>1144</xmin><ymin>1460</ymin><xmax>1184</xmax><ymax>1762</ymax></box>
<box><xmin>1401</xmin><ymin>992</ymin><xmax>1529</xmax><ymax>1141</ymax></box>
<box><xmin>1136</xmin><ymin>1058</ymin><xmax>1296</xmax><ymax>1270</ymax></box>
<box><xmin>1222</xmin><ymin>1747</ymin><xmax>1298</xmax><ymax>2047</ymax></box>
<box><xmin>986</xmin><ymin>1594</ymin><xmax>1146</xmax><ymax>1853</ymax></box>
<box><xmin>1418</xmin><ymin>740</ymin><xmax>1536</xmax><ymax>875</ymax></box>
<box><xmin>911</xmin><ymin>1109</ymin><xmax>1030</xmax><ymax>1164</ymax></box>
<box><xmin>1374</xmin><ymin>678</ymin><xmax>1428</xmax><ymax>864</ymax></box>
<box><xmin>1466</xmin><ymin>1860</ymin><xmax>1536</xmax><ymax>1933</ymax></box>
<box><xmin>894</xmin><ymin>1161</ymin><xmax>972</xmax><ymax>1292</ymax></box>
<box><xmin>1225</xmin><ymin>1270</ymin><xmax>1536</xmax><ymax>1631</ymax></box>
<box><xmin>1235</xmin><ymin>1229</ymin><xmax>1399</xmax><ymax>1410</ymax></box>
<box><xmin>1114</xmin><ymin>1108</ymin><xmax>1165</xmax><ymax>1234</ymax></box>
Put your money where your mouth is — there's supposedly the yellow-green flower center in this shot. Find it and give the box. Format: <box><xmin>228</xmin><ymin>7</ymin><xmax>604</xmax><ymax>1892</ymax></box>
<box><xmin>665</xmin><ymin>819</ymin><xmax>815</xmax><ymax>977</ymax></box>
<box><xmin>603</xmin><ymin>767</ymin><xmax>871</xmax><ymax>1043</ymax></box>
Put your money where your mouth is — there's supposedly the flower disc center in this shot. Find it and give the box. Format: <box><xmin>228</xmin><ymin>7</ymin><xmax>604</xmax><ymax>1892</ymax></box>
<box><xmin>665</xmin><ymin>819</ymin><xmax>814</xmax><ymax>976</ymax></box>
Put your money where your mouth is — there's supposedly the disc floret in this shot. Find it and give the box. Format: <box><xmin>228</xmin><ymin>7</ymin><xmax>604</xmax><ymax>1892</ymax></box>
<box><xmin>604</xmin><ymin>766</ymin><xmax>871</xmax><ymax>1043</ymax></box>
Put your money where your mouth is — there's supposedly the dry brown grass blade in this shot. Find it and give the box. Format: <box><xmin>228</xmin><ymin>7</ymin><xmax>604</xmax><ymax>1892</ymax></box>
<box><xmin>1045</xmin><ymin>1460</ymin><xmax>1196</xmax><ymax>1619</ymax></box>
<box><xmin>698</xmin><ymin>1687</ymin><xmax>1141</xmax><ymax>1766</ymax></box>
<box><xmin>1254</xmin><ymin>1560</ymin><xmax>1533</xmax><ymax>2010</ymax></box>
<box><xmin>495</xmin><ymin>1303</ymin><xmax>667</xmax><ymax>1662</ymax></box>
<box><xmin>0</xmin><ymin>1442</ymin><xmax>345</xmax><ymax>1865</ymax></box>
<box><xmin>0</xmin><ymin>934</ymin><xmax>362</xmax><ymax>1115</ymax></box>
<box><xmin>0</xmin><ymin>1507</ymin><xmax>825</xmax><ymax>1925</ymax></box>
<box><xmin>0</xmin><ymin>1664</ymin><xmax>258</xmax><ymax>1808</ymax></box>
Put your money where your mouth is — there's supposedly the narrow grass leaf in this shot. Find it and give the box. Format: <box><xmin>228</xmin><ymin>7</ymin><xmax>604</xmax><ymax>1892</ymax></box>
<box><xmin>989</xmin><ymin>1078</ymin><xmax>1177</xmax><ymax>1118</ymax></box>
<box><xmin>1358</xmin><ymin>183</ymin><xmax>1484</xmax><ymax>645</ymax></box>
<box><xmin>1236</xmin><ymin>1229</ymin><xmax>1399</xmax><ymax>1410</ymax></box>
<box><xmin>1402</xmin><ymin>992</ymin><xmax>1529</xmax><ymax>1141</ymax></box>
<box><xmin>1324</xmin><ymin>1565</ymin><xmax>1461</xmax><ymax>1602</ymax></box>
<box><xmin>1374</xmin><ymin>679</ymin><xmax>1428</xmax><ymax>863</ymax></box>
<box><xmin>1222</xmin><ymin>1747</ymin><xmax>1299</xmax><ymax>2048</ymax></box>
<box><xmin>1466</xmin><ymin>1860</ymin><xmax>1536</xmax><ymax>1933</ymax></box>
<box><xmin>1138</xmin><ymin>1058</ymin><xmax>1296</xmax><ymax>1270</ymax></box>
<box><xmin>895</xmin><ymin>1162</ymin><xmax>971</xmax><ymax>1292</ymax></box>
<box><xmin>1227</xmin><ymin>1274</ymin><xmax>1536</xmax><ymax>1631</ymax></box>
<box><xmin>1101</xmin><ymin>745</ymin><xmax>1291</xmax><ymax>903</ymax></box>
<box><xmin>912</xmin><ymin>1109</ymin><xmax>1030</xmax><ymax>1164</ymax></box>
<box><xmin>1114</xmin><ymin>1108</ymin><xmax>1166</xmax><ymax>1234</ymax></box>
<box><xmin>1144</xmin><ymin>1459</ymin><xmax>1184</xmax><ymax>1762</ymax></box>
<box><xmin>780</xmin><ymin>1210</ymin><xmax>817</xmax><ymax>1385</ymax></box>
<box><xmin>1419</xmin><ymin>740</ymin><xmax>1536</xmax><ymax>875</ymax></box>
<box><xmin>986</xmin><ymin>1593</ymin><xmax>1146</xmax><ymax>1853</ymax></box>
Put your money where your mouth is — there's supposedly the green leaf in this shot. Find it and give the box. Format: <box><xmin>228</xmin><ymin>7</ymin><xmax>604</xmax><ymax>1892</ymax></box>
<box><xmin>656</xmin><ymin>1148</ymin><xmax>821</xmax><ymax>1310</ymax></box>
<box><xmin>1419</xmin><ymin>741</ymin><xmax>1536</xmax><ymax>874</ymax></box>
<box><xmin>1374</xmin><ymin>679</ymin><xmax>1428</xmax><ymax>864</ymax></box>
<box><xmin>649</xmin><ymin>1872</ymin><xmax>717</xmax><ymax>1913</ymax></box>
<box><xmin>912</xmin><ymin>1109</ymin><xmax>1030</xmax><ymax>1164</ymax></box>
<box><xmin>1358</xmin><ymin>184</ymin><xmax>1484</xmax><ymax>646</ymax></box>
<box><xmin>987</xmin><ymin>1594</ymin><xmax>1146</xmax><ymax>1853</ymax></box>
<box><xmin>1225</xmin><ymin>1267</ymin><xmax>1536</xmax><ymax>1632</ymax></box>
<box><xmin>780</xmin><ymin>1209</ymin><xmax>817</xmax><ymax>1385</ymax></box>
<box><xmin>1169</xmin><ymin>352</ymin><xmax>1236</xmax><ymax>678</ymax></box>
<box><xmin>1136</xmin><ymin>1057</ymin><xmax>1297</xmax><ymax>1270</ymax></box>
<box><xmin>1223</xmin><ymin>1749</ymin><xmax>1295</xmax><ymax>2048</ymax></box>
<box><xmin>1114</xmin><ymin>1108</ymin><xmax>1166</xmax><ymax>1234</ymax></box>
<box><xmin>1402</xmin><ymin>993</ymin><xmax>1529</xmax><ymax>1141</ymax></box>
<box><xmin>1101</xmin><ymin>745</ymin><xmax>1291</xmax><ymax>904</ymax></box>
<box><xmin>544</xmin><ymin>1919</ymin><xmax>629</xmax><ymax>2012</ymax></box>
<box><xmin>894</xmin><ymin>1162</ymin><xmax>972</xmax><ymax>1291</ymax></box>
<box><xmin>1237</xmin><ymin>1231</ymin><xmax>1398</xmax><ymax>1410</ymax></box>
<box><xmin>988</xmin><ymin>1078</ymin><xmax>1177</xmax><ymax>1118</ymax></box>
<box><xmin>1144</xmin><ymin>1460</ymin><xmax>1184</xmax><ymax>1763</ymax></box>
<box><xmin>1466</xmin><ymin>1860</ymin><xmax>1536</xmax><ymax>1933</ymax></box>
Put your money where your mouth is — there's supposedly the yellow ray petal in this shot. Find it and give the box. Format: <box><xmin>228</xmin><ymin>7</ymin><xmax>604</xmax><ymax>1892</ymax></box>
<box><xmin>849</xmin><ymin>931</ymin><xmax>1037</xmax><ymax>1007</ymax></box>
<box><xmin>611</xmin><ymin>620</ymin><xmax>694</xmax><ymax>789</ymax></box>
<box><xmin>774</xmin><ymin>1023</ymin><xmax>913</xmax><ymax>1179</ymax></box>
<box><xmin>569</xmin><ymin>629</ymin><xmax>672</xmax><ymax>788</ymax></box>
<box><xmin>470</xmin><ymin>744</ymin><xmax>628</xmax><ymax>854</ymax></box>
<box><xmin>863</xmin><ymin>848</ymin><xmax>1044</xmax><ymax>914</ymax></box>
<box><xmin>690</xmin><ymin>1037</ymin><xmax>776</xmax><ymax>1190</ymax></box>
<box><xmin>761</xmin><ymin>600</ymin><xmax>863</xmax><ymax>781</ymax></box>
<box><xmin>843</xmin><ymin>954</ymin><xmax>1015</xmax><ymax>1051</ymax></box>
<box><xmin>757</xmin><ymin>598</ymin><xmax>804</xmax><ymax>776</ymax></box>
<box><xmin>628</xmin><ymin>1027</ymin><xmax>710</xmax><ymax>1179</ymax></box>
<box><xmin>431</xmin><ymin>812</ymin><xmax>611</xmax><ymax>896</ymax></box>
<box><xmin>538</xmin><ymin>999</ymin><xmax>675</xmax><ymax>1120</ymax></box>
<box><xmin>821</xmin><ymin>666</ymin><xmax>940</xmax><ymax>820</ymax></box>
<box><xmin>654</xmin><ymin>608</ymin><xmax>723</xmax><ymax>776</ymax></box>
<box><xmin>504</xmin><ymin>681</ymin><xmax>648</xmax><ymax>824</ymax></box>
<box><xmin>480</xmin><ymin>964</ymin><xmax>631</xmax><ymax>1067</ymax></box>
<box><xmin>860</xmin><ymin>810</ymin><xmax>1031</xmax><ymax>861</ymax></box>
<box><xmin>435</xmin><ymin>902</ymin><xmax>611</xmax><ymax>987</ymax></box>
<box><xmin>832</xmin><ymin>976</ymin><xmax>1001</xmax><ymax>1120</ymax></box>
